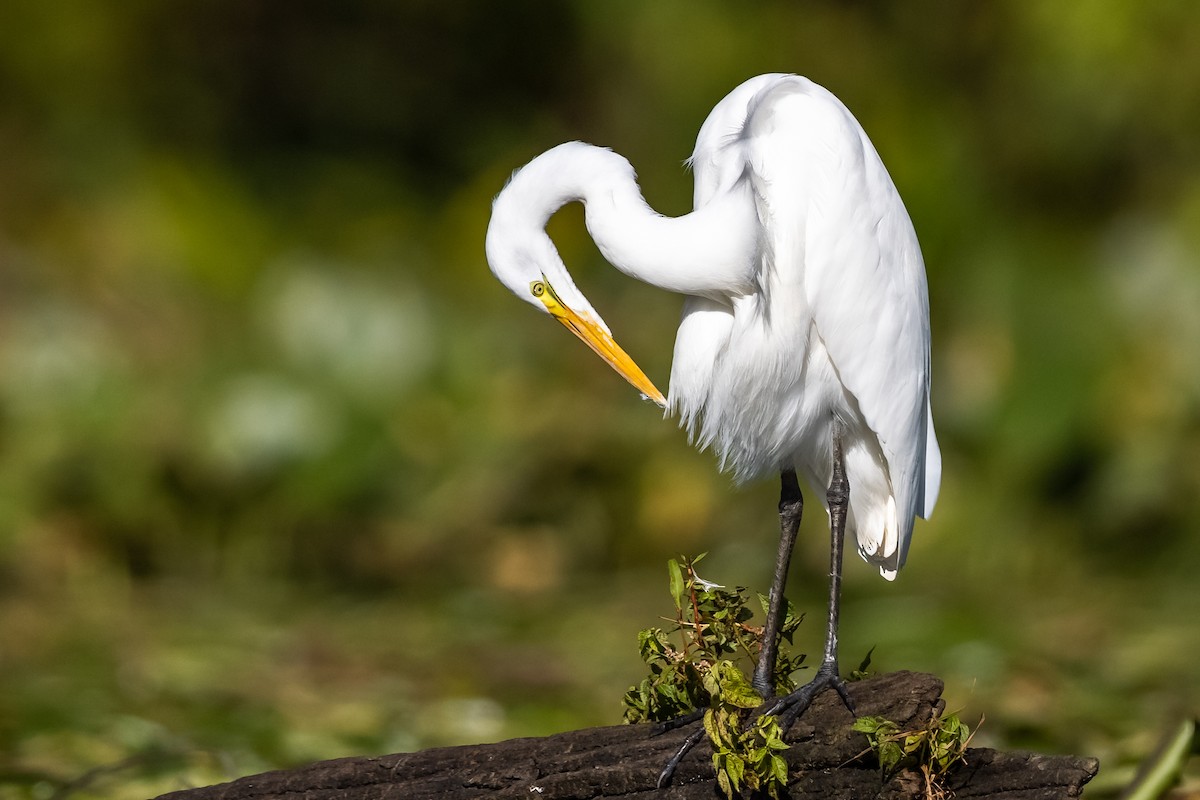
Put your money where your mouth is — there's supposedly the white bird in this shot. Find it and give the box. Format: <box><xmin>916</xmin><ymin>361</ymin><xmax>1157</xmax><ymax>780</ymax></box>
<box><xmin>485</xmin><ymin>73</ymin><xmax>941</xmax><ymax>756</ymax></box>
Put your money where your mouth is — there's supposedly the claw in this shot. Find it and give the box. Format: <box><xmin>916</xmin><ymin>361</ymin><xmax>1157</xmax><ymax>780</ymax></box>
<box><xmin>655</xmin><ymin>667</ymin><xmax>856</xmax><ymax>789</ymax></box>
<box><xmin>651</xmin><ymin>707</ymin><xmax>704</xmax><ymax>736</ymax></box>
<box><xmin>656</xmin><ymin>724</ymin><xmax>708</xmax><ymax>789</ymax></box>
<box><xmin>776</xmin><ymin>663</ymin><xmax>855</xmax><ymax>730</ymax></box>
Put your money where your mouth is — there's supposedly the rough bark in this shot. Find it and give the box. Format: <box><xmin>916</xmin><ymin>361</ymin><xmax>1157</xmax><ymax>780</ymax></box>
<box><xmin>156</xmin><ymin>671</ymin><xmax>1097</xmax><ymax>800</ymax></box>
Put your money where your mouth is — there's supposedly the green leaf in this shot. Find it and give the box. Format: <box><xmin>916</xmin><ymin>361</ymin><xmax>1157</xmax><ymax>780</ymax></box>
<box><xmin>725</xmin><ymin>752</ymin><xmax>746</xmax><ymax>789</ymax></box>
<box><xmin>714</xmin><ymin>756</ymin><xmax>734</xmax><ymax>799</ymax></box>
<box><xmin>757</xmin><ymin>591</ymin><xmax>772</xmax><ymax>616</ymax></box>
<box><xmin>668</xmin><ymin>559</ymin><xmax>685</xmax><ymax>609</ymax></box>
<box><xmin>770</xmin><ymin>753</ymin><xmax>789</xmax><ymax>785</ymax></box>
<box><xmin>947</xmin><ymin>714</ymin><xmax>970</xmax><ymax>745</ymax></box>
<box><xmin>704</xmin><ymin>708</ymin><xmax>733</xmax><ymax>751</ymax></box>
<box><xmin>878</xmin><ymin>740</ymin><xmax>903</xmax><ymax>774</ymax></box>
<box><xmin>850</xmin><ymin>646</ymin><xmax>876</xmax><ymax>680</ymax></box>
<box><xmin>851</xmin><ymin>717</ymin><xmax>877</xmax><ymax>734</ymax></box>
<box><xmin>766</xmin><ymin>732</ymin><xmax>790</xmax><ymax>751</ymax></box>
<box><xmin>852</xmin><ymin>715</ymin><xmax>894</xmax><ymax>736</ymax></box>
<box><xmin>714</xmin><ymin>661</ymin><xmax>763</xmax><ymax>708</ymax></box>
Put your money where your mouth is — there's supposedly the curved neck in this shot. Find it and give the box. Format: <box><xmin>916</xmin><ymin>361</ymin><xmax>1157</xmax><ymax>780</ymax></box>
<box><xmin>495</xmin><ymin>142</ymin><xmax>757</xmax><ymax>297</ymax></box>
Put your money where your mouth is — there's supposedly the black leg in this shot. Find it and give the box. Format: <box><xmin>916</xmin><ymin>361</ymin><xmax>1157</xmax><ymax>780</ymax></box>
<box><xmin>656</xmin><ymin>724</ymin><xmax>708</xmax><ymax>789</ymax></box>
<box><xmin>768</xmin><ymin>421</ymin><xmax>855</xmax><ymax>727</ymax></box>
<box><xmin>752</xmin><ymin>469</ymin><xmax>803</xmax><ymax>698</ymax></box>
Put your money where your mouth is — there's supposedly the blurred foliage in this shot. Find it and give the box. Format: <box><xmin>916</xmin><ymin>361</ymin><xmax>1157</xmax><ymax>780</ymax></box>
<box><xmin>1</xmin><ymin>2</ymin><xmax>1199</xmax><ymax>798</ymax></box>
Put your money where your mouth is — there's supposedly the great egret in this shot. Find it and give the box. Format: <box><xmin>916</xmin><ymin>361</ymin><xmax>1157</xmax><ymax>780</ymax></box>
<box><xmin>485</xmin><ymin>73</ymin><xmax>941</xmax><ymax>769</ymax></box>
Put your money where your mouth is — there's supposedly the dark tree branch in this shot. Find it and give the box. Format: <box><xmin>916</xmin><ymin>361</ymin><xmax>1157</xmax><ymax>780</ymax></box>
<box><xmin>155</xmin><ymin>672</ymin><xmax>1097</xmax><ymax>800</ymax></box>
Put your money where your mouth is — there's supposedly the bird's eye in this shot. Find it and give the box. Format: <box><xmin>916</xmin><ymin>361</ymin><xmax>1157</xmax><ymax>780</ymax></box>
<box><xmin>530</xmin><ymin>281</ymin><xmax>546</xmax><ymax>297</ymax></box>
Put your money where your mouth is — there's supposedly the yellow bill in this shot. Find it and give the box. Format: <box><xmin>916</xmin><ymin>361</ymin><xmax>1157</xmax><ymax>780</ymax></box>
<box><xmin>530</xmin><ymin>279</ymin><xmax>667</xmax><ymax>408</ymax></box>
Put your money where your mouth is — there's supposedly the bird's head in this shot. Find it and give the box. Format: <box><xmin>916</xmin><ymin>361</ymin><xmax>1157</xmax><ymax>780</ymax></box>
<box><xmin>485</xmin><ymin>171</ymin><xmax>666</xmax><ymax>408</ymax></box>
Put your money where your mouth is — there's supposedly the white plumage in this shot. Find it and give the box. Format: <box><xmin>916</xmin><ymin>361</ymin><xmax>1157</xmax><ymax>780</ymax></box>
<box><xmin>485</xmin><ymin>73</ymin><xmax>940</xmax><ymax>581</ymax></box>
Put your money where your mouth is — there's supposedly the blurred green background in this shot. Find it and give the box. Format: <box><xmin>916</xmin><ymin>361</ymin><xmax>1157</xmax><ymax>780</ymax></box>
<box><xmin>2</xmin><ymin>2</ymin><xmax>1199</xmax><ymax>798</ymax></box>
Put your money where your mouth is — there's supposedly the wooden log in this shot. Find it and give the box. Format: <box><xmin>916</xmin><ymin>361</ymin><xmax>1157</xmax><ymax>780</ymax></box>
<box><xmin>156</xmin><ymin>671</ymin><xmax>1098</xmax><ymax>799</ymax></box>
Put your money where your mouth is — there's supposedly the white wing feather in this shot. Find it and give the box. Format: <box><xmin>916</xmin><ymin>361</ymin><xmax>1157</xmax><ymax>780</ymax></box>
<box><xmin>743</xmin><ymin>77</ymin><xmax>938</xmax><ymax>575</ymax></box>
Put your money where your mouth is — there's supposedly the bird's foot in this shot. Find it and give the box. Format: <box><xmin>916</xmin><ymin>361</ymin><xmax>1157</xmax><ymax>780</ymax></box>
<box><xmin>654</xmin><ymin>664</ymin><xmax>855</xmax><ymax>789</ymax></box>
<box><xmin>655</xmin><ymin>720</ymin><xmax>708</xmax><ymax>789</ymax></box>
<box><xmin>762</xmin><ymin>660</ymin><xmax>855</xmax><ymax>731</ymax></box>
<box><xmin>651</xmin><ymin>707</ymin><xmax>704</xmax><ymax>735</ymax></box>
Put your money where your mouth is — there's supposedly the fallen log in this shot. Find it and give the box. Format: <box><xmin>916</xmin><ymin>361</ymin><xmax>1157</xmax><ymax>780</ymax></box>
<box><xmin>156</xmin><ymin>671</ymin><xmax>1097</xmax><ymax>799</ymax></box>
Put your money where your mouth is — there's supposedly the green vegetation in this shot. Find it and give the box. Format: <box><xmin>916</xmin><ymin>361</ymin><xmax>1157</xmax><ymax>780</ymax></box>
<box><xmin>2</xmin><ymin>2</ymin><xmax>1200</xmax><ymax>799</ymax></box>
<box><xmin>1120</xmin><ymin>720</ymin><xmax>1198</xmax><ymax>800</ymax></box>
<box><xmin>623</xmin><ymin>555</ymin><xmax>800</xmax><ymax>798</ymax></box>
<box><xmin>852</xmin><ymin>712</ymin><xmax>973</xmax><ymax>800</ymax></box>
<box><xmin>623</xmin><ymin>555</ymin><xmax>804</xmax><ymax>724</ymax></box>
